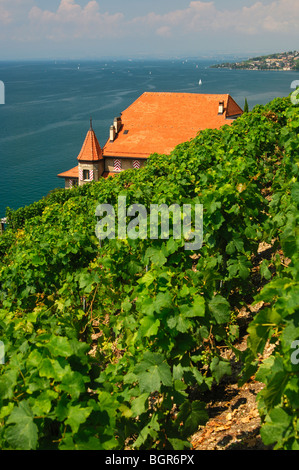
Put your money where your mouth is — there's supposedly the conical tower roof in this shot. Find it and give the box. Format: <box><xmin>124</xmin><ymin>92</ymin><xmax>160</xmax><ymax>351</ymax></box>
<box><xmin>77</xmin><ymin>119</ymin><xmax>103</xmax><ymax>162</ymax></box>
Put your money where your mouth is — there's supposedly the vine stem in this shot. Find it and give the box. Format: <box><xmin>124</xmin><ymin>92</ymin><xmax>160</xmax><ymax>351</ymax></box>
<box><xmin>80</xmin><ymin>283</ymin><xmax>99</xmax><ymax>335</ymax></box>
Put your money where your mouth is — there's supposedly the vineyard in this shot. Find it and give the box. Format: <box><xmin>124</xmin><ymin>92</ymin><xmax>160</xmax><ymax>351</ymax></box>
<box><xmin>0</xmin><ymin>96</ymin><xmax>298</xmax><ymax>450</ymax></box>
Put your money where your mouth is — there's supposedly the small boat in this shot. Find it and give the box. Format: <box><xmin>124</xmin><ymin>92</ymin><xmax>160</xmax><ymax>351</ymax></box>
<box><xmin>199</xmin><ymin>79</ymin><xmax>202</xmax><ymax>85</ymax></box>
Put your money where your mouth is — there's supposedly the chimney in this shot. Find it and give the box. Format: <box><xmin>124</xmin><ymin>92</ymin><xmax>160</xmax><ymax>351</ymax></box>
<box><xmin>218</xmin><ymin>100</ymin><xmax>225</xmax><ymax>115</ymax></box>
<box><xmin>110</xmin><ymin>125</ymin><xmax>116</xmax><ymax>142</ymax></box>
<box><xmin>114</xmin><ymin>116</ymin><xmax>122</xmax><ymax>133</ymax></box>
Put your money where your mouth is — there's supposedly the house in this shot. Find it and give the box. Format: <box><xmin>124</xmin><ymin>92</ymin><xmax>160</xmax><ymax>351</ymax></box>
<box><xmin>57</xmin><ymin>92</ymin><xmax>243</xmax><ymax>188</ymax></box>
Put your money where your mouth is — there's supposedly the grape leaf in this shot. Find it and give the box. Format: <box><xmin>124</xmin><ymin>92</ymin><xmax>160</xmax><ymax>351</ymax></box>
<box><xmin>6</xmin><ymin>401</ymin><xmax>38</xmax><ymax>450</ymax></box>
<box><xmin>208</xmin><ymin>295</ymin><xmax>230</xmax><ymax>324</ymax></box>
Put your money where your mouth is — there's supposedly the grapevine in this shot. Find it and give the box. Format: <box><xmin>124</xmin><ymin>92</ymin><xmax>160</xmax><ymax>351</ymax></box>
<box><xmin>0</xmin><ymin>95</ymin><xmax>298</xmax><ymax>450</ymax></box>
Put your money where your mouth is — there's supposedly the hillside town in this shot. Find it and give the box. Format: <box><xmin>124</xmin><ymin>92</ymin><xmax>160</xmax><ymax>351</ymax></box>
<box><xmin>212</xmin><ymin>50</ymin><xmax>299</xmax><ymax>71</ymax></box>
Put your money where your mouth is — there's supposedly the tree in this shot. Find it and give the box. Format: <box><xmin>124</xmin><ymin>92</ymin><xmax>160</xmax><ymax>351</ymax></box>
<box><xmin>244</xmin><ymin>98</ymin><xmax>249</xmax><ymax>113</ymax></box>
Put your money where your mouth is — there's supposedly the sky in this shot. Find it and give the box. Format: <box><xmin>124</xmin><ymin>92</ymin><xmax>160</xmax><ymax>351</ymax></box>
<box><xmin>0</xmin><ymin>0</ymin><xmax>298</xmax><ymax>60</ymax></box>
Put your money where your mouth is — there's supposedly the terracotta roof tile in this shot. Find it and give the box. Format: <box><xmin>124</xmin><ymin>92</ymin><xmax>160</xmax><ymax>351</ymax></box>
<box><xmin>103</xmin><ymin>92</ymin><xmax>243</xmax><ymax>159</ymax></box>
<box><xmin>58</xmin><ymin>93</ymin><xmax>243</xmax><ymax>181</ymax></box>
<box><xmin>77</xmin><ymin>127</ymin><xmax>103</xmax><ymax>162</ymax></box>
<box><xmin>57</xmin><ymin>166</ymin><xmax>79</xmax><ymax>178</ymax></box>
<box><xmin>226</xmin><ymin>95</ymin><xmax>244</xmax><ymax>117</ymax></box>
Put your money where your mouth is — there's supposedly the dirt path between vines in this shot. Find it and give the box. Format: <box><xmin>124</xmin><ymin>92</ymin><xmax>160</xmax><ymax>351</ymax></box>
<box><xmin>191</xmin><ymin>379</ymin><xmax>268</xmax><ymax>450</ymax></box>
<box><xmin>190</xmin><ymin>241</ymin><xmax>279</xmax><ymax>451</ymax></box>
<box><xmin>190</xmin><ymin>323</ymin><xmax>275</xmax><ymax>451</ymax></box>
<box><xmin>190</xmin><ymin>345</ymin><xmax>272</xmax><ymax>451</ymax></box>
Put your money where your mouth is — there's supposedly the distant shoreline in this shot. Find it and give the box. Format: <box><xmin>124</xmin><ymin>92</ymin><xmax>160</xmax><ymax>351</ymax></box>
<box><xmin>211</xmin><ymin>50</ymin><xmax>299</xmax><ymax>72</ymax></box>
<box><xmin>211</xmin><ymin>68</ymin><xmax>296</xmax><ymax>72</ymax></box>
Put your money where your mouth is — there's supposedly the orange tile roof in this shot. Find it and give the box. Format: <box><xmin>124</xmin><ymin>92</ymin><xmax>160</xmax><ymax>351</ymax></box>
<box><xmin>57</xmin><ymin>93</ymin><xmax>243</xmax><ymax>181</ymax></box>
<box><xmin>226</xmin><ymin>95</ymin><xmax>244</xmax><ymax>117</ymax></box>
<box><xmin>103</xmin><ymin>92</ymin><xmax>243</xmax><ymax>159</ymax></box>
<box><xmin>57</xmin><ymin>165</ymin><xmax>78</xmax><ymax>178</ymax></box>
<box><xmin>77</xmin><ymin>126</ymin><xmax>103</xmax><ymax>162</ymax></box>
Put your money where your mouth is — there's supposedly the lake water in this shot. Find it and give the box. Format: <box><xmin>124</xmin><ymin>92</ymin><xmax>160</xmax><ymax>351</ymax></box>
<box><xmin>0</xmin><ymin>59</ymin><xmax>297</xmax><ymax>217</ymax></box>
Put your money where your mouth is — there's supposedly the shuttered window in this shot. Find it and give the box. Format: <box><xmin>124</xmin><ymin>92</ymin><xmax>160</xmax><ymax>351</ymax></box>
<box><xmin>114</xmin><ymin>159</ymin><xmax>122</xmax><ymax>171</ymax></box>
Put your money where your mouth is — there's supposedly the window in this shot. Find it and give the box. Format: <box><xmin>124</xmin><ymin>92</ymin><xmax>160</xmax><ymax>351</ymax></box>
<box><xmin>133</xmin><ymin>160</ymin><xmax>141</xmax><ymax>169</ymax></box>
<box><xmin>114</xmin><ymin>159</ymin><xmax>122</xmax><ymax>171</ymax></box>
<box><xmin>83</xmin><ymin>169</ymin><xmax>90</xmax><ymax>180</ymax></box>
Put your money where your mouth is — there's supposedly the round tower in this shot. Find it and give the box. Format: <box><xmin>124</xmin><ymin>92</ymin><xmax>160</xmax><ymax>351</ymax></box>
<box><xmin>77</xmin><ymin>118</ymin><xmax>104</xmax><ymax>186</ymax></box>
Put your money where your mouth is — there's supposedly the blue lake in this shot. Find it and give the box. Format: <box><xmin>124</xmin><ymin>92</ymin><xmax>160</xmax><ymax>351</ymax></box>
<box><xmin>0</xmin><ymin>59</ymin><xmax>297</xmax><ymax>217</ymax></box>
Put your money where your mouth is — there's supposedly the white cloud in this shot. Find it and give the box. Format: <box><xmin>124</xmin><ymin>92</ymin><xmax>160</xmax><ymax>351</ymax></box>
<box><xmin>129</xmin><ymin>0</ymin><xmax>299</xmax><ymax>36</ymax></box>
<box><xmin>0</xmin><ymin>0</ymin><xmax>34</xmax><ymax>24</ymax></box>
<box><xmin>0</xmin><ymin>0</ymin><xmax>298</xmax><ymax>54</ymax></box>
<box><xmin>156</xmin><ymin>26</ymin><xmax>172</xmax><ymax>38</ymax></box>
<box><xmin>27</xmin><ymin>0</ymin><xmax>124</xmax><ymax>40</ymax></box>
<box><xmin>0</xmin><ymin>6</ymin><xmax>11</xmax><ymax>24</ymax></box>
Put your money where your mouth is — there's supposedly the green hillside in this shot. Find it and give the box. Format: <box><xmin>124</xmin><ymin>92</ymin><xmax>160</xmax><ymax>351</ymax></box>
<box><xmin>211</xmin><ymin>50</ymin><xmax>299</xmax><ymax>70</ymax></box>
<box><xmin>0</xmin><ymin>96</ymin><xmax>298</xmax><ymax>450</ymax></box>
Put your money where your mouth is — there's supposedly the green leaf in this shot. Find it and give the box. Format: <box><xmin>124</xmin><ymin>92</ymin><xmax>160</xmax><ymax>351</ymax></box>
<box><xmin>260</xmin><ymin>259</ymin><xmax>272</xmax><ymax>280</ymax></box>
<box><xmin>144</xmin><ymin>247</ymin><xmax>167</xmax><ymax>266</ymax></box>
<box><xmin>177</xmin><ymin>401</ymin><xmax>208</xmax><ymax>437</ymax></box>
<box><xmin>65</xmin><ymin>404</ymin><xmax>93</xmax><ymax>434</ymax></box>
<box><xmin>59</xmin><ymin>433</ymin><xmax>105</xmax><ymax>450</ymax></box>
<box><xmin>167</xmin><ymin>314</ymin><xmax>192</xmax><ymax>333</ymax></box>
<box><xmin>78</xmin><ymin>271</ymin><xmax>100</xmax><ymax>293</ymax></box>
<box><xmin>133</xmin><ymin>413</ymin><xmax>160</xmax><ymax>448</ymax></box>
<box><xmin>208</xmin><ymin>295</ymin><xmax>230</xmax><ymax>324</ymax></box>
<box><xmin>0</xmin><ymin>402</ymin><xmax>14</xmax><ymax>419</ymax></box>
<box><xmin>46</xmin><ymin>335</ymin><xmax>73</xmax><ymax>357</ymax></box>
<box><xmin>142</xmin><ymin>292</ymin><xmax>172</xmax><ymax>315</ymax></box>
<box><xmin>260</xmin><ymin>408</ymin><xmax>293</xmax><ymax>447</ymax></box>
<box><xmin>257</xmin><ymin>356</ymin><xmax>289</xmax><ymax>409</ymax></box>
<box><xmin>31</xmin><ymin>390</ymin><xmax>58</xmax><ymax>415</ymax></box>
<box><xmin>134</xmin><ymin>352</ymin><xmax>172</xmax><ymax>393</ymax></box>
<box><xmin>226</xmin><ymin>238</ymin><xmax>244</xmax><ymax>254</ymax></box>
<box><xmin>39</xmin><ymin>358</ymin><xmax>68</xmax><ymax>380</ymax></box>
<box><xmin>178</xmin><ymin>284</ymin><xmax>190</xmax><ymax>298</ymax></box>
<box><xmin>59</xmin><ymin>371</ymin><xmax>87</xmax><ymax>399</ymax></box>
<box><xmin>138</xmin><ymin>270</ymin><xmax>156</xmax><ymax>287</ymax></box>
<box><xmin>140</xmin><ymin>315</ymin><xmax>160</xmax><ymax>337</ymax></box>
<box><xmin>121</xmin><ymin>297</ymin><xmax>132</xmax><ymax>313</ymax></box>
<box><xmin>165</xmin><ymin>237</ymin><xmax>181</xmax><ymax>255</ymax></box>
<box><xmin>281</xmin><ymin>319</ymin><xmax>299</xmax><ymax>349</ymax></box>
<box><xmin>247</xmin><ymin>308</ymin><xmax>282</xmax><ymax>356</ymax></box>
<box><xmin>181</xmin><ymin>296</ymin><xmax>205</xmax><ymax>318</ymax></box>
<box><xmin>0</xmin><ymin>369</ymin><xmax>18</xmax><ymax>400</ymax></box>
<box><xmin>210</xmin><ymin>357</ymin><xmax>232</xmax><ymax>384</ymax></box>
<box><xmin>130</xmin><ymin>393</ymin><xmax>149</xmax><ymax>417</ymax></box>
<box><xmin>227</xmin><ymin>256</ymin><xmax>251</xmax><ymax>280</ymax></box>
<box><xmin>6</xmin><ymin>401</ymin><xmax>38</xmax><ymax>450</ymax></box>
<box><xmin>291</xmin><ymin>182</ymin><xmax>299</xmax><ymax>204</ymax></box>
<box><xmin>27</xmin><ymin>349</ymin><xmax>43</xmax><ymax>368</ymax></box>
<box><xmin>168</xmin><ymin>438</ymin><xmax>191</xmax><ymax>450</ymax></box>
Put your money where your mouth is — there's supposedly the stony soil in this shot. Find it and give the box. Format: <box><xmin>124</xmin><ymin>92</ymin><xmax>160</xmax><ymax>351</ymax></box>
<box><xmin>190</xmin><ymin>241</ymin><xmax>280</xmax><ymax>451</ymax></box>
